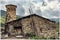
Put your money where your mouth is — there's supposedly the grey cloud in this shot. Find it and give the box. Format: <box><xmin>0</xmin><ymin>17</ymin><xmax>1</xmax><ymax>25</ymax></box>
<box><xmin>0</xmin><ymin>0</ymin><xmax>60</xmax><ymax>18</ymax></box>
<box><xmin>42</xmin><ymin>9</ymin><xmax>60</xmax><ymax>18</ymax></box>
<box><xmin>50</xmin><ymin>10</ymin><xmax>60</xmax><ymax>17</ymax></box>
<box><xmin>16</xmin><ymin>4</ymin><xmax>25</xmax><ymax>16</ymax></box>
<box><xmin>32</xmin><ymin>0</ymin><xmax>43</xmax><ymax>3</ymax></box>
<box><xmin>1</xmin><ymin>1</ymin><xmax>6</xmax><ymax>4</ymax></box>
<box><xmin>42</xmin><ymin>10</ymin><xmax>51</xmax><ymax>18</ymax></box>
<box><xmin>48</xmin><ymin>0</ymin><xmax>55</xmax><ymax>2</ymax></box>
<box><xmin>35</xmin><ymin>9</ymin><xmax>42</xmax><ymax>16</ymax></box>
<box><xmin>58</xmin><ymin>0</ymin><xmax>60</xmax><ymax>2</ymax></box>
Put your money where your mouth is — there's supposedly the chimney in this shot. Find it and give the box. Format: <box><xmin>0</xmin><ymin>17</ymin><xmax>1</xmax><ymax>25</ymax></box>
<box><xmin>6</xmin><ymin>4</ymin><xmax>17</xmax><ymax>23</ymax></box>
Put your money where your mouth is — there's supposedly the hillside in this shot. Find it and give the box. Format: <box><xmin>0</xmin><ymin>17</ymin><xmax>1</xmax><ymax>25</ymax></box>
<box><xmin>1</xmin><ymin>10</ymin><xmax>6</xmax><ymax>16</ymax></box>
<box><xmin>0</xmin><ymin>16</ymin><xmax>6</xmax><ymax>27</ymax></box>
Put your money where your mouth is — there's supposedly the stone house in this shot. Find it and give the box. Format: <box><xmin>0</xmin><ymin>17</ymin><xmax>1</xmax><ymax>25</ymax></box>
<box><xmin>5</xmin><ymin>4</ymin><xmax>58</xmax><ymax>38</ymax></box>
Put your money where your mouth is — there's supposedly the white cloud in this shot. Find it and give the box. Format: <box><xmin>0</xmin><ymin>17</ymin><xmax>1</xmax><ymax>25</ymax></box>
<box><xmin>0</xmin><ymin>0</ymin><xmax>60</xmax><ymax>18</ymax></box>
<box><xmin>31</xmin><ymin>0</ymin><xmax>60</xmax><ymax>18</ymax></box>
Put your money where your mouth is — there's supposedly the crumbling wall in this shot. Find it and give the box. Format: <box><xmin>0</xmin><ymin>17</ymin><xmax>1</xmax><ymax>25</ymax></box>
<box><xmin>33</xmin><ymin>16</ymin><xmax>58</xmax><ymax>38</ymax></box>
<box><xmin>5</xmin><ymin>15</ymin><xmax>58</xmax><ymax>38</ymax></box>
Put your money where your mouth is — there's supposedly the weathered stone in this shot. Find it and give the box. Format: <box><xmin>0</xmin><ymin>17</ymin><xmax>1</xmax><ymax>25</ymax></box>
<box><xmin>4</xmin><ymin>4</ymin><xmax>58</xmax><ymax>39</ymax></box>
<box><xmin>6</xmin><ymin>4</ymin><xmax>17</xmax><ymax>23</ymax></box>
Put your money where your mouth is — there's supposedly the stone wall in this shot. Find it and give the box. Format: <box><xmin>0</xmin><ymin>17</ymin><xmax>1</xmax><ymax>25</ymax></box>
<box><xmin>5</xmin><ymin>20</ymin><xmax>22</xmax><ymax>36</ymax></box>
<box><xmin>20</xmin><ymin>15</ymin><xmax>58</xmax><ymax>38</ymax></box>
<box><xmin>21</xmin><ymin>17</ymin><xmax>34</xmax><ymax>34</ymax></box>
<box><xmin>5</xmin><ymin>15</ymin><xmax>58</xmax><ymax>38</ymax></box>
<box><xmin>33</xmin><ymin>16</ymin><xmax>58</xmax><ymax>38</ymax></box>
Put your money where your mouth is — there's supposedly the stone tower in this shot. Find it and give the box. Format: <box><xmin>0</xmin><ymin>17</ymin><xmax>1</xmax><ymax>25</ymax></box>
<box><xmin>6</xmin><ymin>4</ymin><xmax>17</xmax><ymax>23</ymax></box>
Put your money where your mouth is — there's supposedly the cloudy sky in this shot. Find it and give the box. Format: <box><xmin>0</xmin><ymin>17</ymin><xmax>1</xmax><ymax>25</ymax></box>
<box><xmin>0</xmin><ymin>0</ymin><xmax>60</xmax><ymax>19</ymax></box>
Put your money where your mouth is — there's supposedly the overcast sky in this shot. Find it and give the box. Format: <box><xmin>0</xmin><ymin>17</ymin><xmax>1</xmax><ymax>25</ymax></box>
<box><xmin>0</xmin><ymin>0</ymin><xmax>60</xmax><ymax>18</ymax></box>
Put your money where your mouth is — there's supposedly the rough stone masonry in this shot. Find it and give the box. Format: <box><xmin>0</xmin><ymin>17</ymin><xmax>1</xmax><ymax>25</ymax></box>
<box><xmin>5</xmin><ymin>4</ymin><xmax>58</xmax><ymax>38</ymax></box>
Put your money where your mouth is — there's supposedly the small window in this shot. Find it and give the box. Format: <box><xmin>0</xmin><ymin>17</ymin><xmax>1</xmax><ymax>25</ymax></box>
<box><xmin>14</xmin><ymin>26</ymin><xmax>22</xmax><ymax>29</ymax></box>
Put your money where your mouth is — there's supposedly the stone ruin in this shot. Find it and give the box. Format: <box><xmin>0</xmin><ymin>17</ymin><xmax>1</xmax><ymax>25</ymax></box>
<box><xmin>1</xmin><ymin>4</ymin><xmax>58</xmax><ymax>39</ymax></box>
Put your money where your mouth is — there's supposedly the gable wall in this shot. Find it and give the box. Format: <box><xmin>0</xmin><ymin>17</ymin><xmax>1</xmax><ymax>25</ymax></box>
<box><xmin>5</xmin><ymin>15</ymin><xmax>56</xmax><ymax>37</ymax></box>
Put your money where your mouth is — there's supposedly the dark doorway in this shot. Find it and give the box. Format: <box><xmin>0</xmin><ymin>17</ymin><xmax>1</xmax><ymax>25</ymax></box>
<box><xmin>14</xmin><ymin>26</ymin><xmax>23</xmax><ymax>35</ymax></box>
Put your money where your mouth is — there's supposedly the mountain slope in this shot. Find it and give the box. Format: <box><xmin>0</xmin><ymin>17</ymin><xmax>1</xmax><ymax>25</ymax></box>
<box><xmin>1</xmin><ymin>10</ymin><xmax>6</xmax><ymax>16</ymax></box>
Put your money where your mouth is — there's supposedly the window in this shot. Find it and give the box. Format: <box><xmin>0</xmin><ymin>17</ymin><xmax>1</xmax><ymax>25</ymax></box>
<box><xmin>14</xmin><ymin>26</ymin><xmax>22</xmax><ymax>29</ymax></box>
